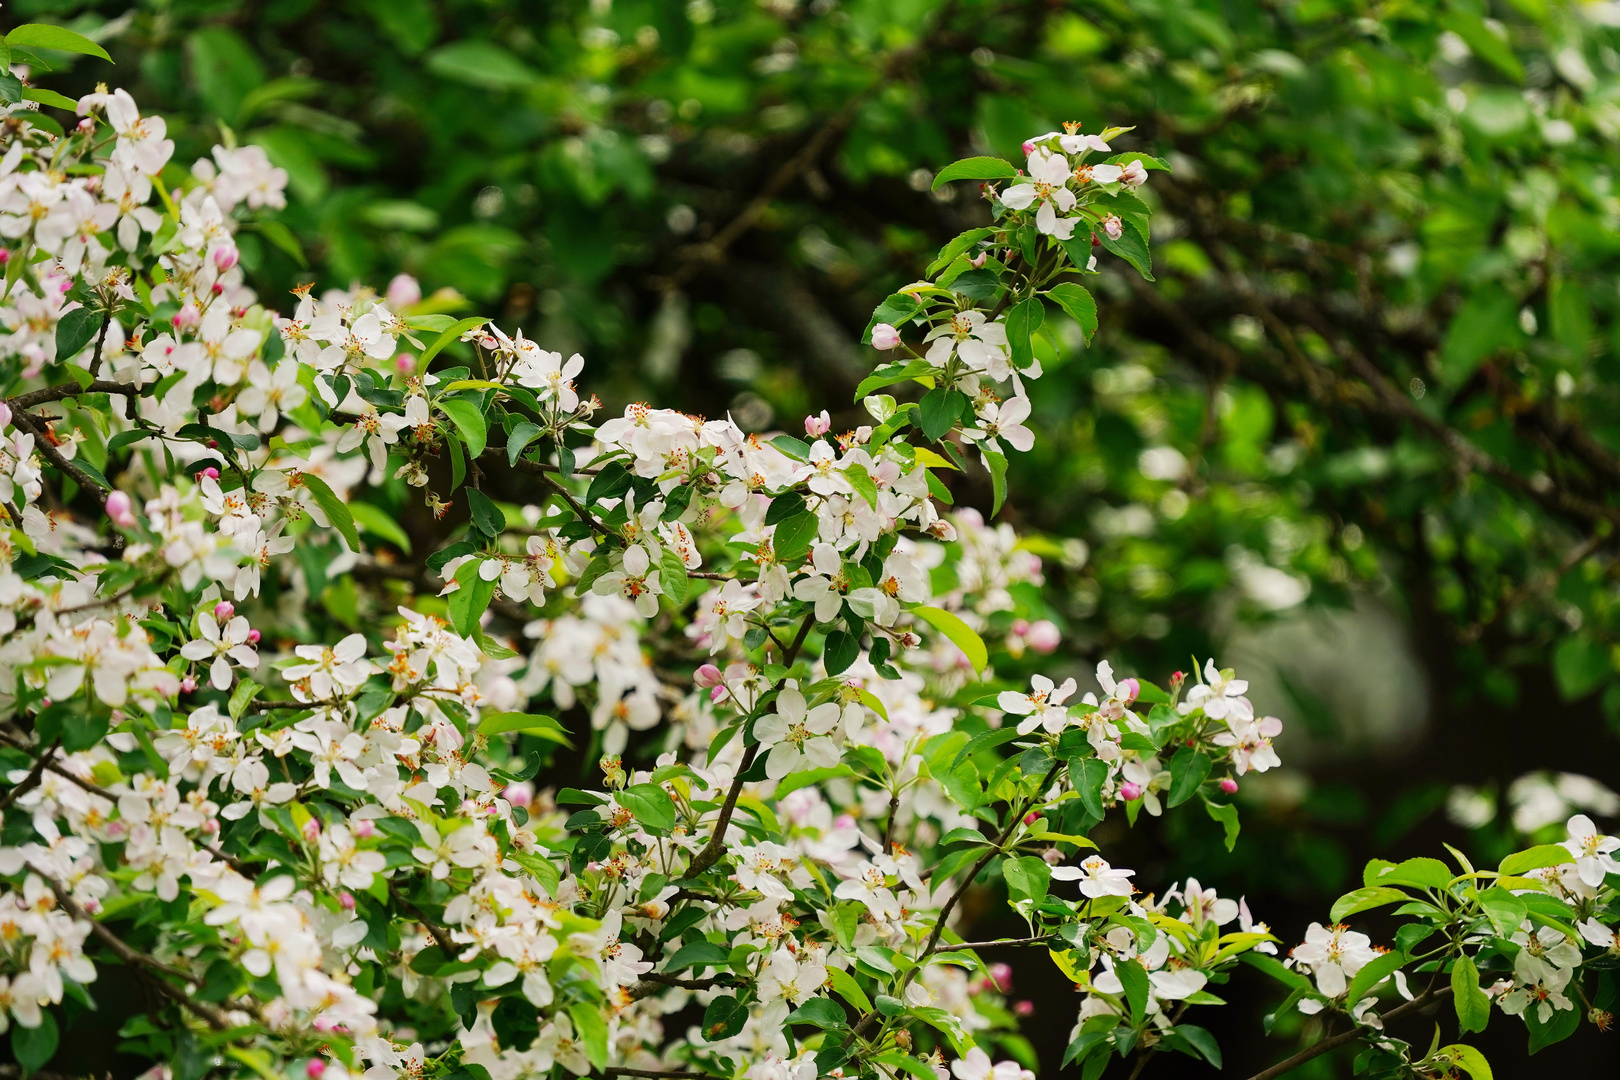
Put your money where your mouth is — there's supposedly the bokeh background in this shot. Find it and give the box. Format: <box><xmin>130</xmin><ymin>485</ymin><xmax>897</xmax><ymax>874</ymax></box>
<box><xmin>12</xmin><ymin>0</ymin><xmax>1620</xmax><ymax>1074</ymax></box>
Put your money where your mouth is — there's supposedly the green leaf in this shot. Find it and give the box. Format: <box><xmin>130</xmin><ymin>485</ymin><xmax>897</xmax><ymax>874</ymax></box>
<box><xmin>785</xmin><ymin>997</ymin><xmax>848</xmax><ymax>1029</ymax></box>
<box><xmin>771</xmin><ymin>511</ymin><xmax>820</xmax><ymax>564</ymax></box>
<box><xmin>300</xmin><ymin>473</ymin><xmax>360</xmax><ymax>551</ymax></box>
<box><xmin>438</xmin><ymin>397</ymin><xmax>488</xmax><ymax>458</ymax></box>
<box><xmin>1452</xmin><ymin>955</ymin><xmax>1491</xmax><ymax>1035</ymax></box>
<box><xmin>1499</xmin><ymin>844</ymin><xmax>1573</xmax><ymax>877</ymax></box>
<box><xmin>910</xmin><ymin>605</ymin><xmax>987</xmax><ymax>674</ymax></box>
<box><xmin>1047</xmin><ymin>282</ymin><xmax>1099</xmax><ymax>342</ymax></box>
<box><xmin>1477</xmin><ymin>886</ymin><xmax>1528</xmax><ymax>937</ymax></box>
<box><xmin>1116</xmin><ymin>957</ymin><xmax>1149</xmax><ymax>1025</ymax></box>
<box><xmin>349</xmin><ymin>502</ymin><xmax>412</xmax><ymax>553</ymax></box>
<box><xmin>22</xmin><ymin>87</ymin><xmax>78</xmax><ymax>111</ymax></box>
<box><xmin>823</xmin><ymin>630</ymin><xmax>858</xmax><ymax>676</ymax></box>
<box><xmin>567</xmin><ymin>1001</ymin><xmax>608</xmax><ymax>1071</ymax></box>
<box><xmin>6</xmin><ymin>23</ymin><xmax>114</xmax><ymax>62</ymax></box>
<box><xmin>1366</xmin><ymin>856</ymin><xmax>1454</xmax><ymax>891</ymax></box>
<box><xmin>984</xmin><ymin>449</ymin><xmax>1009</xmax><ymax>517</ymax></box>
<box><xmin>1526</xmin><ymin>998</ymin><xmax>1579</xmax><ymax>1054</ymax></box>
<box><xmin>770</xmin><ymin>434</ymin><xmax>813</xmax><ymax>461</ymax></box>
<box><xmin>855</xmin><ymin>359</ymin><xmax>936</xmax><ymax>401</ymax></box>
<box><xmin>927</xmin><ymin>227</ymin><xmax>996</xmax><ymax>276</ymax></box>
<box><xmin>1553</xmin><ymin>636</ymin><xmax>1609</xmax><ymax>701</ymax></box>
<box><xmin>1166</xmin><ymin>747</ymin><xmax>1211</xmax><ymax>808</ymax></box>
<box><xmin>1203</xmin><ymin>798</ymin><xmax>1241</xmax><ymax>852</ymax></box>
<box><xmin>426</xmin><ymin>40</ymin><xmax>540</xmax><ymax>90</ymax></box>
<box><xmin>932</xmin><ymin>156</ymin><xmax>1018</xmax><ymax>189</ymax></box>
<box><xmin>55</xmin><ymin>307</ymin><xmax>101</xmax><ymax>360</ymax></box>
<box><xmin>825</xmin><ymin>968</ymin><xmax>872</xmax><ymax>1013</ymax></box>
<box><xmin>659</xmin><ymin>549</ymin><xmax>690</xmax><ymax>607</ymax></box>
<box><xmin>617</xmin><ymin>782</ymin><xmax>677</xmax><ymax>832</ymax></box>
<box><xmin>1095</xmin><ymin>217</ymin><xmax>1154</xmax><ymax>281</ymax></box>
<box><xmin>1329</xmin><ymin>886</ymin><xmax>1412</xmax><ymax>923</ymax></box>
<box><xmin>1438</xmin><ymin>12</ymin><xmax>1524</xmax><ymax>82</ymax></box>
<box><xmin>1005</xmin><ymin>297</ymin><xmax>1044</xmax><ymax>370</ymax></box>
<box><xmin>1438</xmin><ymin>1045</ymin><xmax>1493</xmax><ymax>1080</ymax></box>
<box><xmin>1173</xmin><ymin>1024</ymin><xmax>1221</xmax><ymax>1068</ymax></box>
<box><xmin>702</xmin><ymin>995</ymin><xmax>748</xmax><ymax>1040</ymax></box>
<box><xmin>448</xmin><ymin>557</ymin><xmax>497</xmax><ymax>637</ymax></box>
<box><xmin>1343</xmin><ymin>950</ymin><xmax>1406</xmax><ymax>1005</ymax></box>
<box><xmin>506</xmin><ymin>421</ymin><xmax>543</xmax><ymax>465</ymax></box>
<box><xmin>918</xmin><ymin>387</ymin><xmax>965</xmax><ymax>443</ymax></box>
<box><xmin>478</xmin><ymin>711</ymin><xmax>572</xmax><ymax>746</ymax></box>
<box><xmin>1003</xmin><ymin>855</ymin><xmax>1052</xmax><ymax>907</ymax></box>
<box><xmin>419</xmin><ymin>317</ymin><xmax>488</xmax><ymax>367</ymax></box>
<box><xmin>11</xmin><ymin>1009</ymin><xmax>59</xmax><ymax>1074</ymax></box>
<box><xmin>465</xmin><ymin>488</ymin><xmax>506</xmax><ymax>537</ymax></box>
<box><xmin>229</xmin><ymin>678</ymin><xmax>263</xmax><ymax>721</ymax></box>
<box><xmin>1439</xmin><ymin>286</ymin><xmax>1519</xmax><ymax>387</ymax></box>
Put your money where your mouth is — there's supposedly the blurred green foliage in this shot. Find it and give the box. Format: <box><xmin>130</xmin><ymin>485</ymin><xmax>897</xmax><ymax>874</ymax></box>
<box><xmin>13</xmin><ymin>0</ymin><xmax>1620</xmax><ymax>1068</ymax></box>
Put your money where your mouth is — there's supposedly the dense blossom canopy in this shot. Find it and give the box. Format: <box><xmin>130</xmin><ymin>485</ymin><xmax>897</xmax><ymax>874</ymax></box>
<box><xmin>0</xmin><ymin>21</ymin><xmax>1616</xmax><ymax>1080</ymax></box>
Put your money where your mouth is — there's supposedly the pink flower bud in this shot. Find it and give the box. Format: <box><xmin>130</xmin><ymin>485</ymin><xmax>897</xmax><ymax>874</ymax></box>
<box><xmin>339</xmin><ymin>891</ymin><xmax>356</xmax><ymax>911</ymax></box>
<box><xmin>990</xmin><ymin>963</ymin><xmax>1014</xmax><ymax>993</ymax></box>
<box><xmin>1021</xmin><ymin>139</ymin><xmax>1036</xmax><ymax>155</ymax></box>
<box><xmin>173</xmin><ymin>303</ymin><xmax>200</xmax><ymax>331</ymax></box>
<box><xmin>202</xmin><ymin>819</ymin><xmax>218</xmax><ymax>834</ymax></box>
<box><xmin>804</xmin><ymin>411</ymin><xmax>831</xmax><ymax>437</ymax></box>
<box><xmin>1102</xmin><ymin>214</ymin><xmax>1124</xmax><ymax>241</ymax></box>
<box><xmin>694</xmin><ymin>664</ymin><xmax>723</xmax><ymax>689</ymax></box>
<box><xmin>1120</xmin><ymin>781</ymin><xmax>1145</xmax><ymax>802</ymax></box>
<box><xmin>1026</xmin><ymin>620</ymin><xmax>1061</xmax><ymax>654</ymax></box>
<box><xmin>387</xmin><ymin>273</ymin><xmax>422</xmax><ymax>310</ymax></box>
<box><xmin>246</xmin><ymin>628</ymin><xmax>261</xmax><ymax>645</ymax></box>
<box><xmin>1022</xmin><ymin>812</ymin><xmax>1039</xmax><ymax>826</ymax></box>
<box><xmin>0</xmin><ymin>250</ymin><xmax>9</xmax><ymax>266</ymax></box>
<box><xmin>105</xmin><ymin>489</ymin><xmax>136</xmax><ymax>528</ymax></box>
<box><xmin>181</xmin><ymin>677</ymin><xmax>196</xmax><ymax>693</ymax></box>
<box><xmin>312</xmin><ymin>1017</ymin><xmax>337</xmax><ymax>1034</ymax></box>
<box><xmin>395</xmin><ymin>352</ymin><xmax>416</xmax><ymax>374</ymax></box>
<box><xmin>1119</xmin><ymin>678</ymin><xmax>1139</xmax><ymax>704</ymax></box>
<box><xmin>212</xmin><ymin>245</ymin><xmax>240</xmax><ymax>272</ymax></box>
<box><xmin>353</xmin><ymin>819</ymin><xmax>377</xmax><ymax>839</ymax></box>
<box><xmin>1220</xmin><ymin>777</ymin><xmax>1239</xmax><ymax>795</ymax></box>
<box><xmin>870</xmin><ymin>323</ymin><xmax>902</xmax><ymax>350</ymax></box>
<box><xmin>710</xmin><ymin>685</ymin><xmax>727</xmax><ymax>704</ymax></box>
<box><xmin>1011</xmin><ymin>619</ymin><xmax>1030</xmax><ymax>635</ymax></box>
<box><xmin>211</xmin><ymin>283</ymin><xmax>224</xmax><ymax>296</ymax></box>
<box><xmin>505</xmin><ymin>781</ymin><xmax>533</xmax><ymax>808</ymax></box>
<box><xmin>302</xmin><ymin>820</ymin><xmax>321</xmax><ymax>844</ymax></box>
<box><xmin>197</xmin><ymin>466</ymin><xmax>220</xmax><ymax>481</ymax></box>
<box><xmin>0</xmin><ymin>402</ymin><xmax>11</xmax><ymax>428</ymax></box>
<box><xmin>306</xmin><ymin>1061</ymin><xmax>327</xmax><ymax>1080</ymax></box>
<box><xmin>970</xmin><ymin>251</ymin><xmax>988</xmax><ymax>268</ymax></box>
<box><xmin>1014</xmin><ymin>1000</ymin><xmax>1035</xmax><ymax>1016</ymax></box>
<box><xmin>77</xmin><ymin>118</ymin><xmax>95</xmax><ymax>134</ymax></box>
<box><xmin>214</xmin><ymin>601</ymin><xmax>235</xmax><ymax>622</ymax></box>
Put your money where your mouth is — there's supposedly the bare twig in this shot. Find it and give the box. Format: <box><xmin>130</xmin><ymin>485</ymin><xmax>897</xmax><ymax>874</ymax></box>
<box><xmin>9</xmin><ymin>407</ymin><xmax>108</xmax><ymax>494</ymax></box>
<box><xmin>0</xmin><ymin>737</ymin><xmax>61</xmax><ymax>812</ymax></box>
<box><xmin>1242</xmin><ymin>986</ymin><xmax>1452</xmax><ymax>1080</ymax></box>
<box><xmin>391</xmin><ymin>884</ymin><xmax>455</xmax><ymax>954</ymax></box>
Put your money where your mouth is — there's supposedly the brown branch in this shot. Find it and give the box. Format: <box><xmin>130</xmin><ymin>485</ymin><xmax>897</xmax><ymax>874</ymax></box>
<box><xmin>8</xmin><ymin>407</ymin><xmax>108</xmax><ymax>494</ymax></box>
<box><xmin>9</xmin><ymin>379</ymin><xmax>140</xmax><ymax>410</ymax></box>
<box><xmin>391</xmin><ymin>884</ymin><xmax>455</xmax><ymax>954</ymax></box>
<box><xmin>43</xmin><ymin>875</ymin><xmax>229</xmax><ymax>1030</ymax></box>
<box><xmin>1242</xmin><ymin>986</ymin><xmax>1452</xmax><ymax>1080</ymax></box>
<box><xmin>935</xmin><ymin>935</ymin><xmax>1054</xmax><ymax>951</ymax></box>
<box><xmin>0</xmin><ymin>737</ymin><xmax>60</xmax><ymax>812</ymax></box>
<box><xmin>682</xmin><ymin>614</ymin><xmax>816</xmax><ymax>881</ymax></box>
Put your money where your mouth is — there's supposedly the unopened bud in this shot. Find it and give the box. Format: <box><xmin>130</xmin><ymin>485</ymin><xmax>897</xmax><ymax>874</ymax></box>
<box><xmin>211</xmin><ymin>282</ymin><xmax>224</xmax><ymax>296</ymax></box>
<box><xmin>387</xmin><ymin>273</ymin><xmax>422</xmax><ymax>310</ymax></box>
<box><xmin>710</xmin><ymin>685</ymin><xmax>727</xmax><ymax>704</ymax></box>
<box><xmin>180</xmin><ymin>676</ymin><xmax>196</xmax><ymax>693</ymax></box>
<box><xmin>1219</xmin><ymin>777</ymin><xmax>1239</xmax><ymax>795</ymax></box>
<box><xmin>1014</xmin><ymin>1000</ymin><xmax>1035</xmax><ymax>1016</ymax></box>
<box><xmin>395</xmin><ymin>352</ymin><xmax>416</xmax><ymax>374</ymax></box>
<box><xmin>870</xmin><ymin>323</ymin><xmax>901</xmax><ymax>350</ymax></box>
<box><xmin>1026</xmin><ymin>620</ymin><xmax>1061</xmax><ymax>654</ymax></box>
<box><xmin>306</xmin><ymin>1060</ymin><xmax>327</xmax><ymax>1079</ymax></box>
<box><xmin>339</xmin><ymin>891</ymin><xmax>356</xmax><ymax>911</ymax></box>
<box><xmin>1022</xmin><ymin>812</ymin><xmax>1039</xmax><ymax>826</ymax></box>
<box><xmin>246</xmin><ymin>628</ymin><xmax>261</xmax><ymax>644</ymax></box>
<box><xmin>1120</xmin><ymin>781</ymin><xmax>1145</xmax><ymax>802</ymax></box>
<box><xmin>301</xmin><ymin>818</ymin><xmax>321</xmax><ymax>842</ymax></box>
<box><xmin>105</xmin><ymin>489</ymin><xmax>136</xmax><ymax>527</ymax></box>
<box><xmin>214</xmin><ymin>601</ymin><xmax>235</xmax><ymax>622</ymax></box>
<box><xmin>76</xmin><ymin>118</ymin><xmax>95</xmax><ymax>134</ymax></box>
<box><xmin>990</xmin><ymin>962</ymin><xmax>1013</xmax><ymax>992</ymax></box>
<box><xmin>212</xmin><ymin>245</ymin><xmax>240</xmax><ymax>272</ymax></box>
<box><xmin>197</xmin><ymin>466</ymin><xmax>220</xmax><ymax>481</ymax></box>
<box><xmin>353</xmin><ymin>819</ymin><xmax>376</xmax><ymax>839</ymax></box>
<box><xmin>173</xmin><ymin>303</ymin><xmax>200</xmax><ymax>330</ymax></box>
<box><xmin>694</xmin><ymin>664</ymin><xmax>723</xmax><ymax>689</ymax></box>
<box><xmin>804</xmin><ymin>411</ymin><xmax>831</xmax><ymax>437</ymax></box>
<box><xmin>1119</xmin><ymin>677</ymin><xmax>1139</xmax><ymax>704</ymax></box>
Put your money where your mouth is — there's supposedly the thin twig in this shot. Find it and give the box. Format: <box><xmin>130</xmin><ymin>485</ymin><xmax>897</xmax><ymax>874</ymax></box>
<box><xmin>935</xmin><ymin>935</ymin><xmax>1054</xmax><ymax>951</ymax></box>
<box><xmin>391</xmin><ymin>884</ymin><xmax>455</xmax><ymax>954</ymax></box>
<box><xmin>1242</xmin><ymin>986</ymin><xmax>1452</xmax><ymax>1080</ymax></box>
<box><xmin>9</xmin><ymin>407</ymin><xmax>108</xmax><ymax>493</ymax></box>
<box><xmin>9</xmin><ymin>379</ymin><xmax>140</xmax><ymax>409</ymax></box>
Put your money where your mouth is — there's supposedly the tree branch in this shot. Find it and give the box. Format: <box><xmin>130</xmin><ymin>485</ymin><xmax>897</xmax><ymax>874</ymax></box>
<box><xmin>1242</xmin><ymin>986</ymin><xmax>1452</xmax><ymax>1080</ymax></box>
<box><xmin>0</xmin><ymin>737</ymin><xmax>61</xmax><ymax>812</ymax></box>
